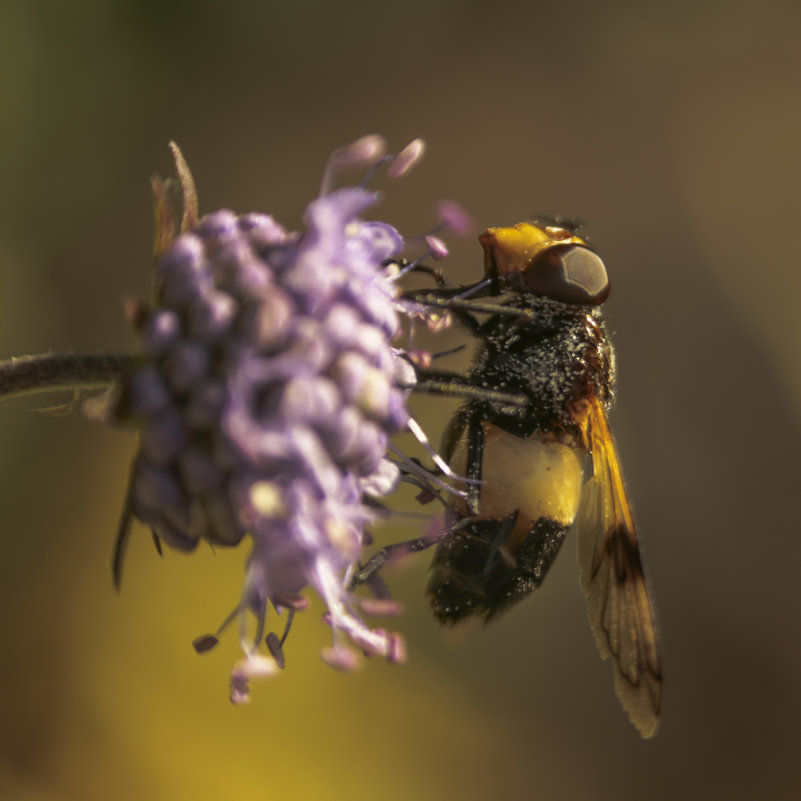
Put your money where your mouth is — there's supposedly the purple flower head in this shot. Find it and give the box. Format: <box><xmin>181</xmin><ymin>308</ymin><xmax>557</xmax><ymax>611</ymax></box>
<box><xmin>114</xmin><ymin>137</ymin><xmax>448</xmax><ymax>700</ymax></box>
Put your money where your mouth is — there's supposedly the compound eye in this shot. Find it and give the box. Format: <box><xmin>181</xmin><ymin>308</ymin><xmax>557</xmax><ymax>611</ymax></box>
<box><xmin>523</xmin><ymin>245</ymin><xmax>610</xmax><ymax>305</ymax></box>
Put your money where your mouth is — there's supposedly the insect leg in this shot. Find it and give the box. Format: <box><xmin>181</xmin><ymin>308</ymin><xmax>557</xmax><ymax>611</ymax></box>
<box><xmin>349</xmin><ymin>517</ymin><xmax>473</xmax><ymax>591</ymax></box>
<box><xmin>407</xmin><ymin>291</ymin><xmax>540</xmax><ymax>327</ymax></box>
<box><xmin>411</xmin><ymin>368</ymin><xmax>529</xmax><ymax>408</ymax></box>
<box><xmin>462</xmin><ymin>404</ymin><xmax>484</xmax><ymax>515</ymax></box>
<box><xmin>408</xmin><ymin>291</ymin><xmax>483</xmax><ymax>335</ymax></box>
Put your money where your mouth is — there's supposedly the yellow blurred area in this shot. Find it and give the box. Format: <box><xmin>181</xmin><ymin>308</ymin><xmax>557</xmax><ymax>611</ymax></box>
<box><xmin>2</xmin><ymin>1</ymin><xmax>801</xmax><ymax>799</ymax></box>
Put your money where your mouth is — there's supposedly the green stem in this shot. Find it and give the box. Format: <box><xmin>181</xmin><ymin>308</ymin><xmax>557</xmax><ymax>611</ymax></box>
<box><xmin>0</xmin><ymin>352</ymin><xmax>134</xmax><ymax>403</ymax></box>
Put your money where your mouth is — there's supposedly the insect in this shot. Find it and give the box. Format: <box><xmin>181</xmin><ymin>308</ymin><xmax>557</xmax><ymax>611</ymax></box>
<box><xmin>354</xmin><ymin>221</ymin><xmax>662</xmax><ymax>737</ymax></box>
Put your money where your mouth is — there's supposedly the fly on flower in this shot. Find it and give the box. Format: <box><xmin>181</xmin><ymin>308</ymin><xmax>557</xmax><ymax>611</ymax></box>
<box><xmin>112</xmin><ymin>136</ymin><xmax>456</xmax><ymax>701</ymax></box>
<box><xmin>354</xmin><ymin>221</ymin><xmax>663</xmax><ymax>738</ymax></box>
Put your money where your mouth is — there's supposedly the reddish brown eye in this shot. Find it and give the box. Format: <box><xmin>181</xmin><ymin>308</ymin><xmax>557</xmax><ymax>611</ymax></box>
<box><xmin>523</xmin><ymin>245</ymin><xmax>610</xmax><ymax>305</ymax></box>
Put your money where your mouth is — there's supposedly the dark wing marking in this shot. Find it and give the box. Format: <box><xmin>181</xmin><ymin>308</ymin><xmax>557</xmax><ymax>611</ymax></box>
<box><xmin>573</xmin><ymin>394</ymin><xmax>663</xmax><ymax>738</ymax></box>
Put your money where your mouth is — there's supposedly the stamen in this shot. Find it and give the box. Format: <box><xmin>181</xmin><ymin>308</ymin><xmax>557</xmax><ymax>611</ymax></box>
<box><xmin>272</xmin><ymin>594</ymin><xmax>309</xmax><ymax>612</ymax></box>
<box><xmin>406</xmin><ymin>349</ymin><xmax>433</xmax><ymax>369</ymax></box>
<box><xmin>414</xmin><ymin>485</ymin><xmax>436</xmax><ymax>505</ymax></box>
<box><xmin>388</xmin><ymin>242</ymin><xmax>448</xmax><ymax>282</ymax></box>
<box><xmin>265</xmin><ymin>632</ymin><xmax>286</xmax><ymax>669</ymax></box>
<box><xmin>278</xmin><ymin>608</ymin><xmax>296</xmax><ymax>645</ymax></box>
<box><xmin>387</xmin><ymin>444</ymin><xmax>467</xmax><ymax>500</ymax></box>
<box><xmin>387</xmin><ymin>632</ymin><xmax>406</xmax><ymax>664</ymax></box>
<box><xmin>425</xmin><ymin>311</ymin><xmax>454</xmax><ymax>334</ymax></box>
<box><xmin>320</xmin><ymin>645</ymin><xmax>360</xmax><ymax>672</ymax></box>
<box><xmin>239</xmin><ymin>580</ymin><xmax>268</xmax><ymax>656</ymax></box>
<box><xmin>456</xmin><ymin>277</ymin><xmax>493</xmax><ymax>299</ymax></box>
<box><xmin>424</xmin><ymin>235</ymin><xmax>449</xmax><ymax>260</ymax></box>
<box><xmin>386</xmin><ymin>138</ymin><xmax>426</xmax><ymax>179</ymax></box>
<box><xmin>319</xmin><ymin>135</ymin><xmax>388</xmax><ymax>196</ymax></box>
<box><xmin>435</xmin><ymin>199</ymin><xmax>474</xmax><ymax>235</ymax></box>
<box><xmin>405</xmin><ymin>416</ymin><xmax>460</xmax><ymax>479</ymax></box>
<box><xmin>192</xmin><ymin>604</ymin><xmax>240</xmax><ymax>654</ymax></box>
<box><xmin>315</xmin><ymin>561</ymin><xmax>395</xmax><ymax>659</ymax></box>
<box><xmin>359</xmin><ymin>598</ymin><xmax>404</xmax><ymax>617</ymax></box>
<box><xmin>230</xmin><ymin>654</ymin><xmax>279</xmax><ymax>704</ymax></box>
<box><xmin>192</xmin><ymin>634</ymin><xmax>220</xmax><ymax>654</ymax></box>
<box><xmin>360</xmin><ymin>138</ymin><xmax>426</xmax><ymax>188</ymax></box>
<box><xmin>249</xmin><ymin>595</ymin><xmax>268</xmax><ymax>654</ymax></box>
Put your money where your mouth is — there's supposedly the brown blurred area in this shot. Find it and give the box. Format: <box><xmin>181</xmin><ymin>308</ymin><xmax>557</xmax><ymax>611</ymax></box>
<box><xmin>2</xmin><ymin>1</ymin><xmax>800</xmax><ymax>799</ymax></box>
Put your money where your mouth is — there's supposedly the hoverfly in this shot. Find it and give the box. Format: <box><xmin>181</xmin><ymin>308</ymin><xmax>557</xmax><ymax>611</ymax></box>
<box><xmin>354</xmin><ymin>221</ymin><xmax>662</xmax><ymax>738</ymax></box>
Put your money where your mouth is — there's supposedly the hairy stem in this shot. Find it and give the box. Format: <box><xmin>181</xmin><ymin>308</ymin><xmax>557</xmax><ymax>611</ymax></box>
<box><xmin>0</xmin><ymin>352</ymin><xmax>134</xmax><ymax>403</ymax></box>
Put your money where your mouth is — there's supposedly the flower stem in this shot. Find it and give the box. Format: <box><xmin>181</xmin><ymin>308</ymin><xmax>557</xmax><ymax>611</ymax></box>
<box><xmin>0</xmin><ymin>352</ymin><xmax>134</xmax><ymax>403</ymax></box>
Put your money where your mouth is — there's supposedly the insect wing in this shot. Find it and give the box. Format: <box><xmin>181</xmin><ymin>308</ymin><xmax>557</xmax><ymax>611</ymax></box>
<box><xmin>573</xmin><ymin>394</ymin><xmax>663</xmax><ymax>738</ymax></box>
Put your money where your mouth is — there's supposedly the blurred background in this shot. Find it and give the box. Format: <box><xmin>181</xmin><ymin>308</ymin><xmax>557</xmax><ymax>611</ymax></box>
<box><xmin>2</xmin><ymin>0</ymin><xmax>800</xmax><ymax>799</ymax></box>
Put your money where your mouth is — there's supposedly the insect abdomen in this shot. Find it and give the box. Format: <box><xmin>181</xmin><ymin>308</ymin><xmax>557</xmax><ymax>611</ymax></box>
<box><xmin>428</xmin><ymin>423</ymin><xmax>585</xmax><ymax>622</ymax></box>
